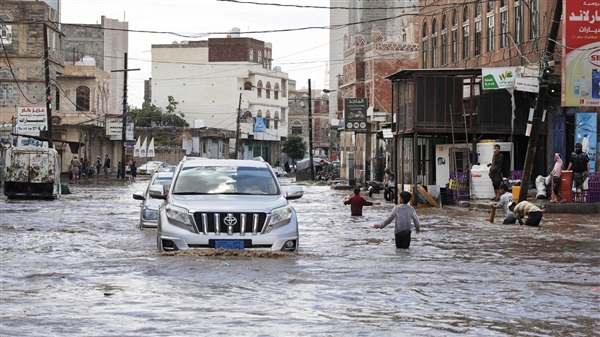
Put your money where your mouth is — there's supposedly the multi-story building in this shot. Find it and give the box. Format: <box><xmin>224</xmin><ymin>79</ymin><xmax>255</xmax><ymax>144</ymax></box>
<box><xmin>334</xmin><ymin>0</ymin><xmax>419</xmax><ymax>184</ymax></box>
<box><xmin>151</xmin><ymin>36</ymin><xmax>290</xmax><ymax>163</ymax></box>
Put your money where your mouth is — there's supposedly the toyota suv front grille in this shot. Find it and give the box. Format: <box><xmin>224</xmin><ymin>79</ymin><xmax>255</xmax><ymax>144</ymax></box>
<box><xmin>193</xmin><ymin>212</ymin><xmax>268</xmax><ymax>235</ymax></box>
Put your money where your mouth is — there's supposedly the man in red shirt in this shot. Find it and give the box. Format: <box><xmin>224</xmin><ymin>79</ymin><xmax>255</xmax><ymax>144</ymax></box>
<box><xmin>344</xmin><ymin>188</ymin><xmax>380</xmax><ymax>216</ymax></box>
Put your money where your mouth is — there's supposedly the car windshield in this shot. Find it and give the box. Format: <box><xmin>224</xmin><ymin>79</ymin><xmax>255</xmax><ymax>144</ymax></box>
<box><xmin>172</xmin><ymin>165</ymin><xmax>279</xmax><ymax>195</ymax></box>
<box><xmin>153</xmin><ymin>176</ymin><xmax>172</xmax><ymax>187</ymax></box>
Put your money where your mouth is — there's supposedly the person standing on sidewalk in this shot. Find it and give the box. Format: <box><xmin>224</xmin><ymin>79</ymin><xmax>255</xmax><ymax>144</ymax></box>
<box><xmin>566</xmin><ymin>143</ymin><xmax>590</xmax><ymax>203</ymax></box>
<box><xmin>374</xmin><ymin>191</ymin><xmax>421</xmax><ymax>249</ymax></box>
<box><xmin>489</xmin><ymin>144</ymin><xmax>504</xmax><ymax>201</ymax></box>
<box><xmin>550</xmin><ymin>153</ymin><xmax>567</xmax><ymax>203</ymax></box>
<box><xmin>103</xmin><ymin>154</ymin><xmax>111</xmax><ymax>178</ymax></box>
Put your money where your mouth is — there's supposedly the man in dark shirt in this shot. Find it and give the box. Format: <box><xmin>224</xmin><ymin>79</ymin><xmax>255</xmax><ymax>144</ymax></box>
<box><xmin>344</xmin><ymin>188</ymin><xmax>380</xmax><ymax>216</ymax></box>
<box><xmin>566</xmin><ymin>143</ymin><xmax>590</xmax><ymax>203</ymax></box>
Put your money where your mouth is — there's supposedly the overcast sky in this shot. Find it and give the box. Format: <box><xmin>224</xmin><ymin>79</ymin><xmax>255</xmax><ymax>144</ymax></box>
<box><xmin>60</xmin><ymin>0</ymin><xmax>331</xmax><ymax>108</ymax></box>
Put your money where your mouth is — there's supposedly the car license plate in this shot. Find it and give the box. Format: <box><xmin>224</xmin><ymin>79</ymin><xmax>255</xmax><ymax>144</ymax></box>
<box><xmin>215</xmin><ymin>240</ymin><xmax>244</xmax><ymax>250</ymax></box>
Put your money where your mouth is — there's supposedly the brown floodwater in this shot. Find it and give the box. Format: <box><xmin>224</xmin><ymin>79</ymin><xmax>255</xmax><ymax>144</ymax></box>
<box><xmin>1</xmin><ymin>178</ymin><xmax>598</xmax><ymax>336</ymax></box>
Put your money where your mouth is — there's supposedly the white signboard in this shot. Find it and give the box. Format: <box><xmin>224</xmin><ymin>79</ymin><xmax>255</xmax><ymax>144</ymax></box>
<box><xmin>16</xmin><ymin>106</ymin><xmax>48</xmax><ymax>147</ymax></box>
<box><xmin>514</xmin><ymin>77</ymin><xmax>540</xmax><ymax>93</ymax></box>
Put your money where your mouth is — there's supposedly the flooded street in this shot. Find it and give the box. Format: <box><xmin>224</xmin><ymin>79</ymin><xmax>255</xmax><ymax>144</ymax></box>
<box><xmin>1</xmin><ymin>178</ymin><xmax>598</xmax><ymax>336</ymax></box>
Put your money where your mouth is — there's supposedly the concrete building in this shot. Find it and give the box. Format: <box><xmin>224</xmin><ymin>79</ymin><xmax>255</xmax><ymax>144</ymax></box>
<box><xmin>62</xmin><ymin>16</ymin><xmax>128</xmax><ymax>116</ymax></box>
<box><xmin>287</xmin><ymin>80</ymin><xmax>330</xmax><ymax>162</ymax></box>
<box><xmin>0</xmin><ymin>1</ymin><xmax>63</xmax><ymax>138</ymax></box>
<box><xmin>328</xmin><ymin>0</ymin><xmax>348</xmax><ymax>123</ymax></box>
<box><xmin>151</xmin><ymin>36</ymin><xmax>290</xmax><ymax>163</ymax></box>
<box><xmin>334</xmin><ymin>0</ymin><xmax>419</xmax><ymax>185</ymax></box>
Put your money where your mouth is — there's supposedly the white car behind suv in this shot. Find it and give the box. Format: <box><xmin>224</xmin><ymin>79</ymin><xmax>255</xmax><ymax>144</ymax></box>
<box><xmin>150</xmin><ymin>157</ymin><xmax>304</xmax><ymax>252</ymax></box>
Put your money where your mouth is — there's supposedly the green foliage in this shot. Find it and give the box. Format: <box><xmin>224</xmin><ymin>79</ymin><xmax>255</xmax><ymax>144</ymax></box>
<box><xmin>129</xmin><ymin>96</ymin><xmax>189</xmax><ymax>128</ymax></box>
<box><xmin>281</xmin><ymin>134</ymin><xmax>307</xmax><ymax>160</ymax></box>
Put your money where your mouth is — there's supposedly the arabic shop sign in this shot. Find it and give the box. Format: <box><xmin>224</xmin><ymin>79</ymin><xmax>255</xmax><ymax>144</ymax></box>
<box><xmin>16</xmin><ymin>106</ymin><xmax>48</xmax><ymax>148</ymax></box>
<box><xmin>482</xmin><ymin>67</ymin><xmax>517</xmax><ymax>90</ymax></box>
<box><xmin>561</xmin><ymin>0</ymin><xmax>600</xmax><ymax>107</ymax></box>
<box><xmin>344</xmin><ymin>98</ymin><xmax>368</xmax><ymax>133</ymax></box>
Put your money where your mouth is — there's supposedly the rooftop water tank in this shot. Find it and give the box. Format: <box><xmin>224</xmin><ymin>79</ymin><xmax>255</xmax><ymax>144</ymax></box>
<box><xmin>230</xmin><ymin>27</ymin><xmax>241</xmax><ymax>38</ymax></box>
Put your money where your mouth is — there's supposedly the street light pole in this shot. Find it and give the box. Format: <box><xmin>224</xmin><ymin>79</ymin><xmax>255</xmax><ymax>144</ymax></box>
<box><xmin>308</xmin><ymin>79</ymin><xmax>314</xmax><ymax>180</ymax></box>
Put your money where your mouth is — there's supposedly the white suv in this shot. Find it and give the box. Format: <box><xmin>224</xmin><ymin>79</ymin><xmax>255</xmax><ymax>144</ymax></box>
<box><xmin>151</xmin><ymin>157</ymin><xmax>304</xmax><ymax>252</ymax></box>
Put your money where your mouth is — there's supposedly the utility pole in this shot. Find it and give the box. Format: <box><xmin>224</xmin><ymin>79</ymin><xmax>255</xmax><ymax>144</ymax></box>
<box><xmin>518</xmin><ymin>0</ymin><xmax>562</xmax><ymax>202</ymax></box>
<box><xmin>112</xmin><ymin>53</ymin><xmax>140</xmax><ymax>179</ymax></box>
<box><xmin>235</xmin><ymin>93</ymin><xmax>242</xmax><ymax>159</ymax></box>
<box><xmin>308</xmin><ymin>79</ymin><xmax>315</xmax><ymax>180</ymax></box>
<box><xmin>43</xmin><ymin>24</ymin><xmax>53</xmax><ymax>148</ymax></box>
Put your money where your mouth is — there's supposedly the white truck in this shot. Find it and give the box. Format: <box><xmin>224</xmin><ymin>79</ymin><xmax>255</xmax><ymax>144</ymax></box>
<box><xmin>3</xmin><ymin>146</ymin><xmax>61</xmax><ymax>199</ymax></box>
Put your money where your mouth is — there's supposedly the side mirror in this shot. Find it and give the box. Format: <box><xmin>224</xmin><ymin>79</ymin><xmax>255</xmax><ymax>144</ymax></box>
<box><xmin>132</xmin><ymin>191</ymin><xmax>145</xmax><ymax>200</ymax></box>
<box><xmin>285</xmin><ymin>185</ymin><xmax>304</xmax><ymax>200</ymax></box>
<box><xmin>148</xmin><ymin>185</ymin><xmax>167</xmax><ymax>199</ymax></box>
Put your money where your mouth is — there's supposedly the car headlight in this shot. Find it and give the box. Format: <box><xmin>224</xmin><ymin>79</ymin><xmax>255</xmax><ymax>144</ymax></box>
<box><xmin>142</xmin><ymin>208</ymin><xmax>159</xmax><ymax>221</ymax></box>
<box><xmin>165</xmin><ymin>204</ymin><xmax>193</xmax><ymax>228</ymax></box>
<box><xmin>265</xmin><ymin>205</ymin><xmax>293</xmax><ymax>233</ymax></box>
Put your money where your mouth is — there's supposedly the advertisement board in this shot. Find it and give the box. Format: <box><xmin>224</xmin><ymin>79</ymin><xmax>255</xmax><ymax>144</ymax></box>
<box><xmin>16</xmin><ymin>106</ymin><xmax>48</xmax><ymax>147</ymax></box>
<box><xmin>344</xmin><ymin>98</ymin><xmax>368</xmax><ymax>133</ymax></box>
<box><xmin>561</xmin><ymin>0</ymin><xmax>600</xmax><ymax>107</ymax></box>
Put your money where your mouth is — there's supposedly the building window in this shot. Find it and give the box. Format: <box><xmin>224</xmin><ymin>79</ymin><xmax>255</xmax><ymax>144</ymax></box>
<box><xmin>501</xmin><ymin>10</ymin><xmax>508</xmax><ymax>48</ymax></box>
<box><xmin>244</xmin><ymin>81</ymin><xmax>253</xmax><ymax>90</ymax></box>
<box><xmin>451</xmin><ymin>10</ymin><xmax>458</xmax><ymax>62</ymax></box>
<box><xmin>249</xmin><ymin>48</ymin><xmax>253</xmax><ymax>62</ymax></box>
<box><xmin>422</xmin><ymin>21</ymin><xmax>428</xmax><ymax>68</ymax></box>
<box><xmin>476</xmin><ymin>3</ymin><xmax>481</xmax><ymax>17</ymax></box>
<box><xmin>266</xmin><ymin>82</ymin><xmax>271</xmax><ymax>99</ymax></box>
<box><xmin>274</xmin><ymin>83</ymin><xmax>279</xmax><ymax>100</ymax></box>
<box><xmin>258</xmin><ymin>50</ymin><xmax>262</xmax><ymax>64</ymax></box>
<box><xmin>0</xmin><ymin>14</ymin><xmax>12</xmax><ymax>45</ymax></box>
<box><xmin>487</xmin><ymin>15</ymin><xmax>495</xmax><ymax>52</ymax></box>
<box><xmin>452</xmin><ymin>29</ymin><xmax>458</xmax><ymax>62</ymax></box>
<box><xmin>487</xmin><ymin>1</ymin><xmax>494</xmax><ymax>13</ymax></box>
<box><xmin>462</xmin><ymin>6</ymin><xmax>469</xmax><ymax>60</ymax></box>
<box><xmin>529</xmin><ymin>0</ymin><xmax>539</xmax><ymax>40</ymax></box>
<box><xmin>475</xmin><ymin>20</ymin><xmax>482</xmax><ymax>56</ymax></box>
<box><xmin>76</xmin><ymin>86</ymin><xmax>90</xmax><ymax>111</ymax></box>
<box><xmin>431</xmin><ymin>19</ymin><xmax>438</xmax><ymax>68</ymax></box>
<box><xmin>0</xmin><ymin>82</ymin><xmax>13</xmax><ymax>100</ymax></box>
<box><xmin>292</xmin><ymin>120</ymin><xmax>302</xmax><ymax>135</ymax></box>
<box><xmin>515</xmin><ymin>2</ymin><xmax>523</xmax><ymax>45</ymax></box>
<box><xmin>441</xmin><ymin>14</ymin><xmax>448</xmax><ymax>66</ymax></box>
<box><xmin>257</xmin><ymin>80</ymin><xmax>263</xmax><ymax>98</ymax></box>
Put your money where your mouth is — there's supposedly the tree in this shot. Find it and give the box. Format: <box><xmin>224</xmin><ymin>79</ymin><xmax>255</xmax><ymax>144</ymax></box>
<box><xmin>128</xmin><ymin>96</ymin><xmax>189</xmax><ymax>128</ymax></box>
<box><xmin>281</xmin><ymin>134</ymin><xmax>307</xmax><ymax>162</ymax></box>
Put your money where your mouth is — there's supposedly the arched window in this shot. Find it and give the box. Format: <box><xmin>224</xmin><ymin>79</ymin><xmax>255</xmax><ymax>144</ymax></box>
<box><xmin>265</xmin><ymin>110</ymin><xmax>271</xmax><ymax>128</ymax></box>
<box><xmin>244</xmin><ymin>81</ymin><xmax>253</xmax><ymax>90</ymax></box>
<box><xmin>257</xmin><ymin>109</ymin><xmax>263</xmax><ymax>117</ymax></box>
<box><xmin>463</xmin><ymin>5</ymin><xmax>470</xmax><ymax>59</ymax></box>
<box><xmin>249</xmin><ymin>48</ymin><xmax>254</xmax><ymax>61</ymax></box>
<box><xmin>258</xmin><ymin>50</ymin><xmax>262</xmax><ymax>64</ymax></box>
<box><xmin>266</xmin><ymin>82</ymin><xmax>271</xmax><ymax>99</ymax></box>
<box><xmin>76</xmin><ymin>86</ymin><xmax>90</xmax><ymax>111</ymax></box>
<box><xmin>422</xmin><ymin>21</ymin><xmax>428</xmax><ymax>68</ymax></box>
<box><xmin>441</xmin><ymin>14</ymin><xmax>448</xmax><ymax>65</ymax></box>
<box><xmin>431</xmin><ymin>19</ymin><xmax>438</xmax><ymax>68</ymax></box>
<box><xmin>292</xmin><ymin>120</ymin><xmax>303</xmax><ymax>135</ymax></box>
<box><xmin>274</xmin><ymin>83</ymin><xmax>280</xmax><ymax>100</ymax></box>
<box><xmin>257</xmin><ymin>80</ymin><xmax>263</xmax><ymax>98</ymax></box>
<box><xmin>463</xmin><ymin>5</ymin><xmax>469</xmax><ymax>22</ymax></box>
<box><xmin>452</xmin><ymin>10</ymin><xmax>458</xmax><ymax>62</ymax></box>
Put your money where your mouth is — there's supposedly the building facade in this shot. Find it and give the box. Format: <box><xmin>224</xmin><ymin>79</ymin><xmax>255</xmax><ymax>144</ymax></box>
<box><xmin>151</xmin><ymin>37</ymin><xmax>290</xmax><ymax>163</ymax></box>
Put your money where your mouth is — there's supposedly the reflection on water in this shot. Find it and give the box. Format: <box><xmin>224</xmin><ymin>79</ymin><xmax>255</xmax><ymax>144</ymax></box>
<box><xmin>0</xmin><ymin>180</ymin><xmax>598</xmax><ymax>336</ymax></box>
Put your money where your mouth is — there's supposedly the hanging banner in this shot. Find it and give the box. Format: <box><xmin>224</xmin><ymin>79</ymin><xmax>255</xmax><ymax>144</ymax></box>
<box><xmin>254</xmin><ymin>117</ymin><xmax>266</xmax><ymax>132</ymax></box>
<box><xmin>575</xmin><ymin>112</ymin><xmax>597</xmax><ymax>172</ymax></box>
<box><xmin>16</xmin><ymin>106</ymin><xmax>48</xmax><ymax>147</ymax></box>
<box><xmin>147</xmin><ymin>137</ymin><xmax>155</xmax><ymax>157</ymax></box>
<box><xmin>133</xmin><ymin>137</ymin><xmax>141</xmax><ymax>157</ymax></box>
<box><xmin>481</xmin><ymin>68</ymin><xmax>516</xmax><ymax>90</ymax></box>
<box><xmin>344</xmin><ymin>98</ymin><xmax>368</xmax><ymax>133</ymax></box>
<box><xmin>562</xmin><ymin>0</ymin><xmax>600</xmax><ymax>107</ymax></box>
<box><xmin>140</xmin><ymin>137</ymin><xmax>147</xmax><ymax>158</ymax></box>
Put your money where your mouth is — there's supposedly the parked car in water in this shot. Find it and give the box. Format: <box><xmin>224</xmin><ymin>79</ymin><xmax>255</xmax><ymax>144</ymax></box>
<box><xmin>151</xmin><ymin>157</ymin><xmax>304</xmax><ymax>252</ymax></box>
<box><xmin>138</xmin><ymin>161</ymin><xmax>169</xmax><ymax>175</ymax></box>
<box><xmin>273</xmin><ymin>166</ymin><xmax>287</xmax><ymax>177</ymax></box>
<box><xmin>132</xmin><ymin>171</ymin><xmax>173</xmax><ymax>228</ymax></box>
